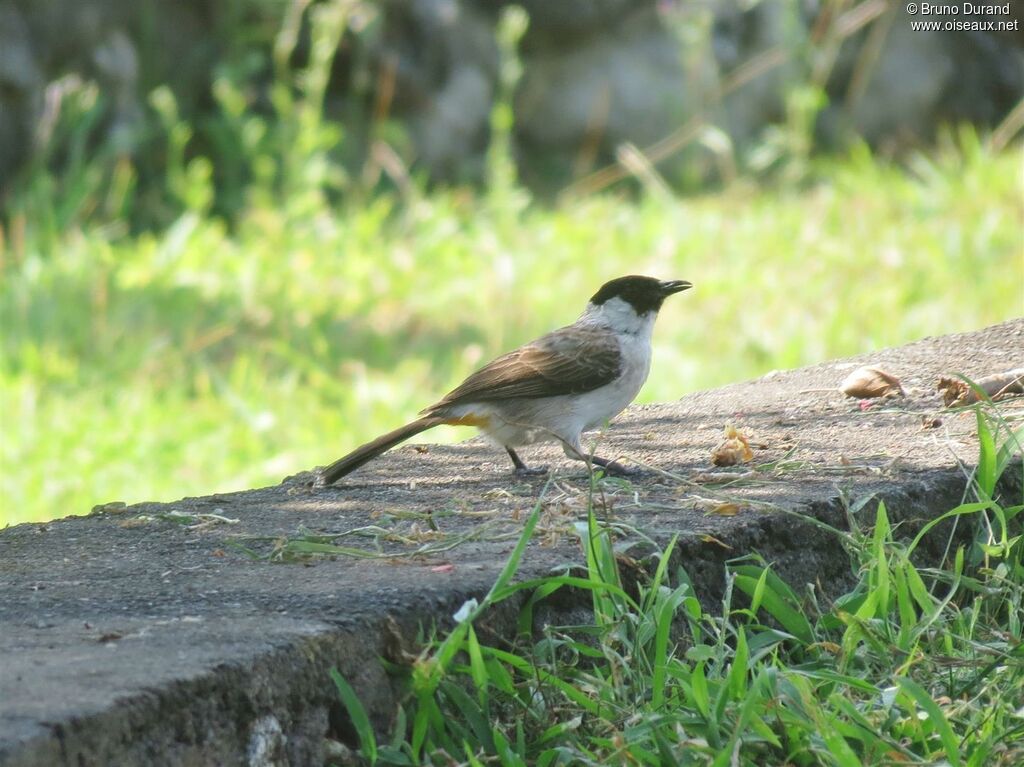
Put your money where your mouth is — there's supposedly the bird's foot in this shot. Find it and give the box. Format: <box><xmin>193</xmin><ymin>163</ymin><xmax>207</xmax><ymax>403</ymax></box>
<box><xmin>590</xmin><ymin>458</ymin><xmax>637</xmax><ymax>478</ymax></box>
<box><xmin>507</xmin><ymin>447</ymin><xmax>549</xmax><ymax>476</ymax></box>
<box><xmin>513</xmin><ymin>464</ymin><xmax>550</xmax><ymax>477</ymax></box>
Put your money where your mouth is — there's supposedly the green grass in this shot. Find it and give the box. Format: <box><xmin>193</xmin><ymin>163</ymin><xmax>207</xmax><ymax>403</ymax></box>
<box><xmin>331</xmin><ymin>404</ymin><xmax>1024</xmax><ymax>766</ymax></box>
<box><xmin>1</xmin><ymin>137</ymin><xmax>1022</xmax><ymax>525</ymax></box>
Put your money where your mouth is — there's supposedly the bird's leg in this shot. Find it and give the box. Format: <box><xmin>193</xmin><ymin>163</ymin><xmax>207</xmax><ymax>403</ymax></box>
<box><xmin>561</xmin><ymin>439</ymin><xmax>636</xmax><ymax>477</ymax></box>
<box><xmin>506</xmin><ymin>447</ymin><xmax>548</xmax><ymax>476</ymax></box>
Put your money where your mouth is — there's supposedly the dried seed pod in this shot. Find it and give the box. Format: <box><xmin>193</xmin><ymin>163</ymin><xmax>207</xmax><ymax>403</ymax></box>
<box><xmin>839</xmin><ymin>366</ymin><xmax>905</xmax><ymax>399</ymax></box>
<box><xmin>708</xmin><ymin>502</ymin><xmax>741</xmax><ymax>516</ymax></box>
<box><xmin>938</xmin><ymin>369</ymin><xmax>1024</xmax><ymax>407</ymax></box>
<box><xmin>711</xmin><ymin>425</ymin><xmax>754</xmax><ymax>467</ymax></box>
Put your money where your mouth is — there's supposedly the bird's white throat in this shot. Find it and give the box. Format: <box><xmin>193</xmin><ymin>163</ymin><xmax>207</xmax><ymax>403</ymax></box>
<box><xmin>580</xmin><ymin>296</ymin><xmax>657</xmax><ymax>337</ymax></box>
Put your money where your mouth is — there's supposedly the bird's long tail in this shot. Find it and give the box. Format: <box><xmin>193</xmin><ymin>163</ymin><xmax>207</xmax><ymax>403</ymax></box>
<box><xmin>319</xmin><ymin>416</ymin><xmax>443</xmax><ymax>484</ymax></box>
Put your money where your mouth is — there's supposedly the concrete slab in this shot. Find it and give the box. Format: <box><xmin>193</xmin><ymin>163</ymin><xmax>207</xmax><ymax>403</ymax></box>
<box><xmin>2</xmin><ymin>320</ymin><xmax>1022</xmax><ymax>766</ymax></box>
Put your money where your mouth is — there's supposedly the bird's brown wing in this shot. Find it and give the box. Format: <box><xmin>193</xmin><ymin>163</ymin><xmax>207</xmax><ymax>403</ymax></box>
<box><xmin>426</xmin><ymin>325</ymin><xmax>622</xmax><ymax>412</ymax></box>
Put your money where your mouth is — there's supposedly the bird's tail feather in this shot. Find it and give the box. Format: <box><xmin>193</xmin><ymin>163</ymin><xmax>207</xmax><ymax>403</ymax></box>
<box><xmin>319</xmin><ymin>416</ymin><xmax>442</xmax><ymax>484</ymax></box>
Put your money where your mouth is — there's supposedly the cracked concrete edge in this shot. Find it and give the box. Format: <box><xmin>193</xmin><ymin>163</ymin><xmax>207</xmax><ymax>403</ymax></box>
<box><xmin>5</xmin><ymin>464</ymin><xmax>1020</xmax><ymax>767</ymax></box>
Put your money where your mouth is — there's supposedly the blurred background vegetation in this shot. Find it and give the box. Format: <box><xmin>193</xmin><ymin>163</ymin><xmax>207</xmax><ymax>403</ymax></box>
<box><xmin>1</xmin><ymin>0</ymin><xmax>1022</xmax><ymax>525</ymax></box>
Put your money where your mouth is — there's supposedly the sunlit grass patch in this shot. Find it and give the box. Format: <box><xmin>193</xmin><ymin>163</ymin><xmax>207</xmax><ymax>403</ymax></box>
<box><xmin>2</xmin><ymin>140</ymin><xmax>1022</xmax><ymax>524</ymax></box>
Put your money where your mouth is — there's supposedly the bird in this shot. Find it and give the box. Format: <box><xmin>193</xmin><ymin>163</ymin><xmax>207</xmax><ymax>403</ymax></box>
<box><xmin>318</xmin><ymin>275</ymin><xmax>692</xmax><ymax>484</ymax></box>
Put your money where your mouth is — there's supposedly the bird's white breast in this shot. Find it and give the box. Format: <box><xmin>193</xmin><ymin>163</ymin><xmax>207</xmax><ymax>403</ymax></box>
<box><xmin>574</xmin><ymin>318</ymin><xmax>653</xmax><ymax>431</ymax></box>
<box><xmin>548</xmin><ymin>299</ymin><xmax>656</xmax><ymax>436</ymax></box>
<box><xmin>451</xmin><ymin>297</ymin><xmax>658</xmax><ymax>448</ymax></box>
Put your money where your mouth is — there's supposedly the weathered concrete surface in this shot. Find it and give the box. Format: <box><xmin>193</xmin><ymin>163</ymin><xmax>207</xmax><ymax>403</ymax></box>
<box><xmin>2</xmin><ymin>320</ymin><xmax>1022</xmax><ymax>766</ymax></box>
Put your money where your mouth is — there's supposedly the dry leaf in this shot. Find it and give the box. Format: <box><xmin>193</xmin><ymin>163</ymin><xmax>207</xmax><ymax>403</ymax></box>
<box><xmin>711</xmin><ymin>425</ymin><xmax>754</xmax><ymax>467</ymax></box>
<box><xmin>937</xmin><ymin>368</ymin><xmax>1024</xmax><ymax>407</ymax></box>
<box><xmin>809</xmin><ymin>641</ymin><xmax>841</xmax><ymax>655</ymax></box>
<box><xmin>708</xmin><ymin>502</ymin><xmax>741</xmax><ymax>516</ymax></box>
<box><xmin>117</xmin><ymin>517</ymin><xmax>153</xmax><ymax>528</ymax></box>
<box><xmin>839</xmin><ymin>366</ymin><xmax>904</xmax><ymax>399</ymax></box>
<box><xmin>700</xmin><ymin>534</ymin><xmax>732</xmax><ymax>550</ymax></box>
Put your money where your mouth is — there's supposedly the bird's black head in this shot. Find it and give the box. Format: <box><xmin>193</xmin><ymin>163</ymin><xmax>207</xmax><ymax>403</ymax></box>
<box><xmin>589</xmin><ymin>275</ymin><xmax>692</xmax><ymax>315</ymax></box>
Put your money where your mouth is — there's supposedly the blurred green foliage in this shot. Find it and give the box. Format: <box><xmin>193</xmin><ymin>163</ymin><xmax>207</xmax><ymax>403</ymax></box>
<box><xmin>1</xmin><ymin>3</ymin><xmax>1021</xmax><ymax>525</ymax></box>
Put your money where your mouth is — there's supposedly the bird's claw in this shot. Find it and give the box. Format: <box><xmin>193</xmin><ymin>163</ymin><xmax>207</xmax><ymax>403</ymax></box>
<box><xmin>513</xmin><ymin>465</ymin><xmax>550</xmax><ymax>477</ymax></box>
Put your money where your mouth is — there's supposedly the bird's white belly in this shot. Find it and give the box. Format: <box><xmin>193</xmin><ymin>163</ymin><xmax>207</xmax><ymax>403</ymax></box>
<box><xmin>576</xmin><ymin>354</ymin><xmax>649</xmax><ymax>431</ymax></box>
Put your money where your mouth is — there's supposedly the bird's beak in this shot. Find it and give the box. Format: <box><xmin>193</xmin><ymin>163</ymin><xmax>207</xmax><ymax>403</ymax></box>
<box><xmin>659</xmin><ymin>280</ymin><xmax>693</xmax><ymax>296</ymax></box>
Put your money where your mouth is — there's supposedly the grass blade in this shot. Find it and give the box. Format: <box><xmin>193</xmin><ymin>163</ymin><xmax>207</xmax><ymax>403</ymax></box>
<box><xmin>330</xmin><ymin>667</ymin><xmax>378</xmax><ymax>764</ymax></box>
<box><xmin>733</xmin><ymin>571</ymin><xmax>814</xmax><ymax>645</ymax></box>
<box><xmin>898</xmin><ymin>677</ymin><xmax>962</xmax><ymax>767</ymax></box>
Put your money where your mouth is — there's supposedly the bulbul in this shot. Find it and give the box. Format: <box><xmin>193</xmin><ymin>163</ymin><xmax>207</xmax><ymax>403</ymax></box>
<box><xmin>319</xmin><ymin>275</ymin><xmax>691</xmax><ymax>483</ymax></box>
